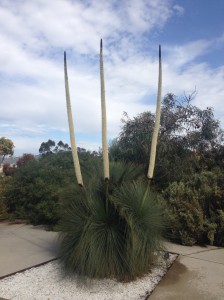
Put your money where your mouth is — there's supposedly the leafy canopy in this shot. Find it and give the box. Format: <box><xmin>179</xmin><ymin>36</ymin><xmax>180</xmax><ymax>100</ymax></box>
<box><xmin>0</xmin><ymin>137</ymin><xmax>14</xmax><ymax>162</ymax></box>
<box><xmin>110</xmin><ymin>93</ymin><xmax>224</xmax><ymax>188</ymax></box>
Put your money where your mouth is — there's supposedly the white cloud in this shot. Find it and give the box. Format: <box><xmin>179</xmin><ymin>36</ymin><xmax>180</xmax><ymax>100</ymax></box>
<box><xmin>0</xmin><ymin>0</ymin><xmax>223</xmax><ymax>155</ymax></box>
<box><xmin>173</xmin><ymin>4</ymin><xmax>185</xmax><ymax>16</ymax></box>
<box><xmin>165</xmin><ymin>39</ymin><xmax>212</xmax><ymax>67</ymax></box>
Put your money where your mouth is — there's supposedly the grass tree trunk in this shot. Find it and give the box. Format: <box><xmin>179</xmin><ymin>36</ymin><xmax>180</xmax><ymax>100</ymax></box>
<box><xmin>147</xmin><ymin>45</ymin><xmax>162</xmax><ymax>181</ymax></box>
<box><xmin>64</xmin><ymin>52</ymin><xmax>84</xmax><ymax>187</ymax></box>
<box><xmin>100</xmin><ymin>39</ymin><xmax>110</xmax><ymax>180</ymax></box>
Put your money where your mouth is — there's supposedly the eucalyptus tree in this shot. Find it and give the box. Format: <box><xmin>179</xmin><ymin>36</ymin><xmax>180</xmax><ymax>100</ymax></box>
<box><xmin>0</xmin><ymin>137</ymin><xmax>14</xmax><ymax>163</ymax></box>
<box><xmin>39</xmin><ymin>139</ymin><xmax>55</xmax><ymax>156</ymax></box>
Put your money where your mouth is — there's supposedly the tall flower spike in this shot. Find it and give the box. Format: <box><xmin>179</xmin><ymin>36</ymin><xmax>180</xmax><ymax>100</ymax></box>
<box><xmin>147</xmin><ymin>45</ymin><xmax>162</xmax><ymax>180</ymax></box>
<box><xmin>64</xmin><ymin>52</ymin><xmax>84</xmax><ymax>186</ymax></box>
<box><xmin>100</xmin><ymin>39</ymin><xmax>110</xmax><ymax>180</ymax></box>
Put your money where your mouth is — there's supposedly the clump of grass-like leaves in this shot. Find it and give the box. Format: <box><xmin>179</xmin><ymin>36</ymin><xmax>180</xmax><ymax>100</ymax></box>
<box><xmin>111</xmin><ymin>182</ymin><xmax>165</xmax><ymax>277</ymax></box>
<box><xmin>58</xmin><ymin>163</ymin><xmax>165</xmax><ymax>281</ymax></box>
<box><xmin>59</xmin><ymin>186</ymin><xmax>129</xmax><ymax>280</ymax></box>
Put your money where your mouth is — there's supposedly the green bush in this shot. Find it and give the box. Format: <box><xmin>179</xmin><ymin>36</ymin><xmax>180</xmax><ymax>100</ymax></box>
<box><xmin>163</xmin><ymin>182</ymin><xmax>204</xmax><ymax>246</ymax></box>
<box><xmin>3</xmin><ymin>151</ymin><xmax>104</xmax><ymax>225</ymax></box>
<box><xmin>191</xmin><ymin>170</ymin><xmax>224</xmax><ymax>215</ymax></box>
<box><xmin>211</xmin><ymin>210</ymin><xmax>224</xmax><ymax>246</ymax></box>
<box><xmin>163</xmin><ymin>171</ymin><xmax>224</xmax><ymax>246</ymax></box>
<box><xmin>4</xmin><ymin>152</ymin><xmax>76</xmax><ymax>225</ymax></box>
<box><xmin>0</xmin><ymin>177</ymin><xmax>11</xmax><ymax>219</ymax></box>
<box><xmin>190</xmin><ymin>170</ymin><xmax>224</xmax><ymax>246</ymax></box>
<box><xmin>59</xmin><ymin>164</ymin><xmax>165</xmax><ymax>281</ymax></box>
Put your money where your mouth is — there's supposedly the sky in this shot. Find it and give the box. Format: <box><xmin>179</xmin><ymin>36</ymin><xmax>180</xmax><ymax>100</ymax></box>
<box><xmin>0</xmin><ymin>0</ymin><xmax>224</xmax><ymax>156</ymax></box>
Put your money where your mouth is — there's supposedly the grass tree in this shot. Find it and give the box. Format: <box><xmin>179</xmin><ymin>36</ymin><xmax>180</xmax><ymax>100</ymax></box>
<box><xmin>59</xmin><ymin>42</ymin><xmax>165</xmax><ymax>281</ymax></box>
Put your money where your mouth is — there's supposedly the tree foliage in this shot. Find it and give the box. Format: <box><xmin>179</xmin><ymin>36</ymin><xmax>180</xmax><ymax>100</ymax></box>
<box><xmin>110</xmin><ymin>111</ymin><xmax>154</xmax><ymax>163</ymax></box>
<box><xmin>0</xmin><ymin>177</ymin><xmax>11</xmax><ymax>219</ymax></box>
<box><xmin>110</xmin><ymin>93</ymin><xmax>224</xmax><ymax>188</ymax></box>
<box><xmin>163</xmin><ymin>169</ymin><xmax>224</xmax><ymax>246</ymax></box>
<box><xmin>4</xmin><ymin>149</ymin><xmax>101</xmax><ymax>225</ymax></box>
<box><xmin>3</xmin><ymin>164</ymin><xmax>17</xmax><ymax>176</ymax></box>
<box><xmin>0</xmin><ymin>137</ymin><xmax>14</xmax><ymax>163</ymax></box>
<box><xmin>16</xmin><ymin>153</ymin><xmax>35</xmax><ymax>168</ymax></box>
<box><xmin>160</xmin><ymin>92</ymin><xmax>223</xmax><ymax>151</ymax></box>
<box><xmin>54</xmin><ymin>141</ymin><xmax>71</xmax><ymax>153</ymax></box>
<box><xmin>39</xmin><ymin>140</ymin><xmax>72</xmax><ymax>156</ymax></box>
<box><xmin>39</xmin><ymin>139</ymin><xmax>56</xmax><ymax>156</ymax></box>
<box><xmin>109</xmin><ymin>93</ymin><xmax>224</xmax><ymax>247</ymax></box>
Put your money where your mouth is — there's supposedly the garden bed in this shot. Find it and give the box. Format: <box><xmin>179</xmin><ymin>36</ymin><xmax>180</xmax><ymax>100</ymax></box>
<box><xmin>0</xmin><ymin>254</ymin><xmax>177</xmax><ymax>300</ymax></box>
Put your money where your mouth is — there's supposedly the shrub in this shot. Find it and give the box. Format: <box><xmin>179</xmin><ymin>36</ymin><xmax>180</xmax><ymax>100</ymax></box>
<box><xmin>16</xmin><ymin>153</ymin><xmax>35</xmax><ymax>168</ymax></box>
<box><xmin>0</xmin><ymin>177</ymin><xmax>11</xmax><ymax>219</ymax></box>
<box><xmin>3</xmin><ymin>151</ymin><xmax>103</xmax><ymax>225</ymax></box>
<box><xmin>211</xmin><ymin>210</ymin><xmax>224</xmax><ymax>246</ymax></box>
<box><xmin>3</xmin><ymin>164</ymin><xmax>17</xmax><ymax>176</ymax></box>
<box><xmin>191</xmin><ymin>170</ymin><xmax>224</xmax><ymax>217</ymax></box>
<box><xmin>59</xmin><ymin>164</ymin><xmax>165</xmax><ymax>281</ymax></box>
<box><xmin>4</xmin><ymin>152</ymin><xmax>76</xmax><ymax>225</ymax></box>
<box><xmin>163</xmin><ymin>182</ymin><xmax>204</xmax><ymax>246</ymax></box>
<box><xmin>163</xmin><ymin>171</ymin><xmax>224</xmax><ymax>246</ymax></box>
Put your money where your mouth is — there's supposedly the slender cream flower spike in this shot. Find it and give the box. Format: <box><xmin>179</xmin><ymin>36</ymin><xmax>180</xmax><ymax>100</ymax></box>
<box><xmin>147</xmin><ymin>45</ymin><xmax>162</xmax><ymax>180</ymax></box>
<box><xmin>64</xmin><ymin>52</ymin><xmax>84</xmax><ymax>186</ymax></box>
<box><xmin>100</xmin><ymin>39</ymin><xmax>110</xmax><ymax>180</ymax></box>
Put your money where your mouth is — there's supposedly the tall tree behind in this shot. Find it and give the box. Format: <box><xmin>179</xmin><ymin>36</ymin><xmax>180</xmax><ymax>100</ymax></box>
<box><xmin>39</xmin><ymin>139</ymin><xmax>55</xmax><ymax>156</ymax></box>
<box><xmin>109</xmin><ymin>93</ymin><xmax>224</xmax><ymax>188</ymax></box>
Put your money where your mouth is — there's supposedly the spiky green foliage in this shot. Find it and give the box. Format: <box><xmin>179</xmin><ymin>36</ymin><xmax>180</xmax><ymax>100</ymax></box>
<box><xmin>59</xmin><ymin>163</ymin><xmax>165</xmax><ymax>281</ymax></box>
<box><xmin>106</xmin><ymin>162</ymin><xmax>144</xmax><ymax>193</ymax></box>
<box><xmin>111</xmin><ymin>182</ymin><xmax>165</xmax><ymax>276</ymax></box>
<box><xmin>59</xmin><ymin>187</ymin><xmax>129</xmax><ymax>280</ymax></box>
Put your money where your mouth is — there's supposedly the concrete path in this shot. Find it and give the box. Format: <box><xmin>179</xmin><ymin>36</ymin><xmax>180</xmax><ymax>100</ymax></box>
<box><xmin>0</xmin><ymin>222</ymin><xmax>59</xmax><ymax>278</ymax></box>
<box><xmin>1</xmin><ymin>223</ymin><xmax>224</xmax><ymax>299</ymax></box>
<box><xmin>149</xmin><ymin>242</ymin><xmax>224</xmax><ymax>300</ymax></box>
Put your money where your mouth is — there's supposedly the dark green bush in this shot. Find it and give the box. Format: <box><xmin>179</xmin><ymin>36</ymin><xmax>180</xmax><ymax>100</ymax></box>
<box><xmin>163</xmin><ymin>182</ymin><xmax>204</xmax><ymax>246</ymax></box>
<box><xmin>59</xmin><ymin>164</ymin><xmax>165</xmax><ymax>281</ymax></box>
<box><xmin>0</xmin><ymin>177</ymin><xmax>11</xmax><ymax>219</ymax></box>
<box><xmin>163</xmin><ymin>171</ymin><xmax>224</xmax><ymax>246</ymax></box>
<box><xmin>191</xmin><ymin>170</ymin><xmax>224</xmax><ymax>215</ymax></box>
<box><xmin>211</xmin><ymin>210</ymin><xmax>224</xmax><ymax>246</ymax></box>
<box><xmin>190</xmin><ymin>170</ymin><xmax>224</xmax><ymax>246</ymax></box>
<box><xmin>4</xmin><ymin>152</ymin><xmax>77</xmax><ymax>225</ymax></box>
<box><xmin>3</xmin><ymin>151</ymin><xmax>104</xmax><ymax>225</ymax></box>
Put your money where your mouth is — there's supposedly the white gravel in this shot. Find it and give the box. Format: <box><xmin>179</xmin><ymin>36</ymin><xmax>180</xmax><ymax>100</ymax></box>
<box><xmin>0</xmin><ymin>254</ymin><xmax>177</xmax><ymax>300</ymax></box>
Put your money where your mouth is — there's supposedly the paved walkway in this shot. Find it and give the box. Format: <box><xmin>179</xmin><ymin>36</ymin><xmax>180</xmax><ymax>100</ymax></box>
<box><xmin>0</xmin><ymin>223</ymin><xmax>224</xmax><ymax>299</ymax></box>
<box><xmin>149</xmin><ymin>242</ymin><xmax>224</xmax><ymax>300</ymax></box>
<box><xmin>0</xmin><ymin>222</ymin><xmax>59</xmax><ymax>278</ymax></box>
